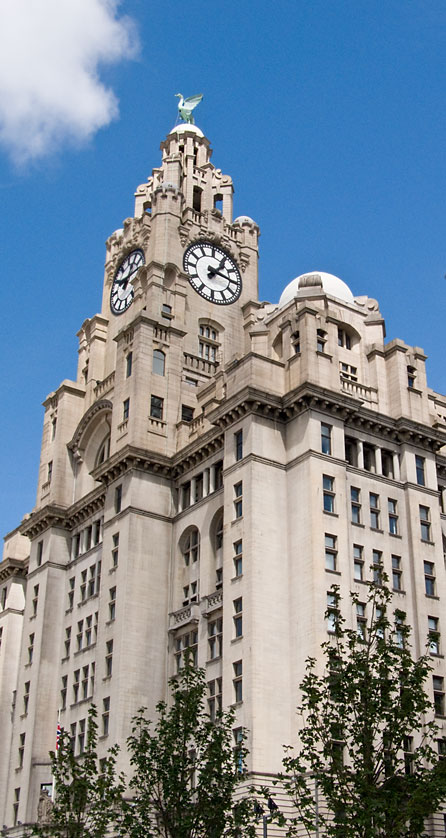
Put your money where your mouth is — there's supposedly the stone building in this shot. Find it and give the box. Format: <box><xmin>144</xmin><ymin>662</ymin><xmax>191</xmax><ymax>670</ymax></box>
<box><xmin>1</xmin><ymin>121</ymin><xmax>446</xmax><ymax>835</ymax></box>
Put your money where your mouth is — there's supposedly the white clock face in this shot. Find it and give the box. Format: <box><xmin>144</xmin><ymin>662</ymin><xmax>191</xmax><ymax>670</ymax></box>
<box><xmin>183</xmin><ymin>242</ymin><xmax>242</xmax><ymax>305</ymax></box>
<box><xmin>110</xmin><ymin>249</ymin><xmax>145</xmax><ymax>315</ymax></box>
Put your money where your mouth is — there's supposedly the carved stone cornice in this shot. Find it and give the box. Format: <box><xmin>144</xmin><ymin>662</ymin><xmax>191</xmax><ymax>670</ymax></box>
<box><xmin>20</xmin><ymin>505</ymin><xmax>69</xmax><ymax>539</ymax></box>
<box><xmin>0</xmin><ymin>557</ymin><xmax>28</xmax><ymax>583</ymax></box>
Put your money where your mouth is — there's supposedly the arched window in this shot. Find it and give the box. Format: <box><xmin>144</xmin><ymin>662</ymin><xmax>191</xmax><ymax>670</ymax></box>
<box><xmin>182</xmin><ymin>528</ymin><xmax>200</xmax><ymax>566</ymax></box>
<box><xmin>95</xmin><ymin>434</ymin><xmax>110</xmax><ymax>467</ymax></box>
<box><xmin>153</xmin><ymin>349</ymin><xmax>165</xmax><ymax>376</ymax></box>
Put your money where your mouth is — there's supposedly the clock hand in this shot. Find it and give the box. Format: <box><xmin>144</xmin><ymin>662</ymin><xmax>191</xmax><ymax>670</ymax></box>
<box><xmin>207</xmin><ymin>267</ymin><xmax>228</xmax><ymax>280</ymax></box>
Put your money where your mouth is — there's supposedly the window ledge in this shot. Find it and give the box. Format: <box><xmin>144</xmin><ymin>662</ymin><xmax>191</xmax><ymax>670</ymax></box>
<box><xmin>351</xmin><ymin>522</ymin><xmax>365</xmax><ymax>528</ymax></box>
<box><xmin>232</xmin><ymin>517</ymin><xmax>243</xmax><ymax>525</ymax></box>
<box><xmin>231</xmin><ymin>575</ymin><xmax>243</xmax><ymax>582</ymax></box>
<box><xmin>316</xmin><ymin>350</ymin><xmax>333</xmax><ymax>360</ymax></box>
<box><xmin>109</xmin><ymin>566</ymin><xmax>118</xmax><ymax>573</ymax></box>
<box><xmin>389</xmin><ymin>533</ymin><xmax>402</xmax><ymax>539</ymax></box>
<box><xmin>103</xmin><ymin>675</ymin><xmax>112</xmax><ymax>682</ymax></box>
<box><xmin>431</xmin><ymin>654</ymin><xmax>444</xmax><ymax>659</ymax></box>
<box><xmin>323</xmin><ymin>511</ymin><xmax>339</xmax><ymax>518</ymax></box>
<box><xmin>421</xmin><ymin>540</ymin><xmax>435</xmax><ymax>546</ymax></box>
<box><xmin>326</xmin><ymin>569</ymin><xmax>341</xmax><ymax>576</ymax></box>
<box><xmin>426</xmin><ymin>594</ymin><xmax>440</xmax><ymax>600</ymax></box>
<box><xmin>392</xmin><ymin>588</ymin><xmax>406</xmax><ymax>595</ymax></box>
<box><xmin>370</xmin><ymin>528</ymin><xmax>384</xmax><ymax>534</ymax></box>
<box><xmin>231</xmin><ymin>637</ymin><xmax>243</xmax><ymax>645</ymax></box>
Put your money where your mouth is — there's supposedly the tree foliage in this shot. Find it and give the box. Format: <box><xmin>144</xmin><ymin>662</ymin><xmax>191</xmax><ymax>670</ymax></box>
<box><xmin>33</xmin><ymin>705</ymin><xmax>126</xmax><ymax>838</ymax></box>
<box><xmin>124</xmin><ymin>659</ymin><xmax>256</xmax><ymax>838</ymax></box>
<box><xmin>280</xmin><ymin>579</ymin><xmax>446</xmax><ymax>838</ymax></box>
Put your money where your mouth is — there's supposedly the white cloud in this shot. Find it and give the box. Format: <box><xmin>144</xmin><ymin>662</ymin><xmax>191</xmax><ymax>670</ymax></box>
<box><xmin>0</xmin><ymin>0</ymin><xmax>139</xmax><ymax>165</ymax></box>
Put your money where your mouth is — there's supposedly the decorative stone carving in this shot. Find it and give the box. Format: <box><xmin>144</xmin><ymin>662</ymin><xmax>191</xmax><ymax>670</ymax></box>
<box><xmin>37</xmin><ymin>788</ymin><xmax>53</xmax><ymax>823</ymax></box>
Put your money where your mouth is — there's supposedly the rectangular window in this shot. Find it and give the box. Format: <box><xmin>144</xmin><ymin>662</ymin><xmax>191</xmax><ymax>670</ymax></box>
<box><xmin>78</xmin><ymin>719</ymin><xmax>86</xmax><ymax>754</ymax></box>
<box><xmin>433</xmin><ymin>676</ymin><xmax>445</xmax><ymax>716</ymax></box>
<box><xmin>93</xmin><ymin>519</ymin><xmax>101</xmax><ymax>545</ymax></box>
<box><xmin>388</xmin><ymin>499</ymin><xmax>398</xmax><ymax>535</ymax></box>
<box><xmin>363</xmin><ymin>444</ymin><xmax>376</xmax><ymax>473</ymax></box>
<box><xmin>321</xmin><ymin>423</ymin><xmax>332</xmax><ymax>455</ymax></box>
<box><xmin>356</xmin><ymin>603</ymin><xmax>367</xmax><ymax>641</ymax></box>
<box><xmin>114</xmin><ymin>485</ymin><xmax>122</xmax><ymax>514</ymax></box>
<box><xmin>80</xmin><ymin>570</ymin><xmax>87</xmax><ymax>602</ymax></box>
<box><xmin>64</xmin><ymin>627</ymin><xmax>71</xmax><ymax>658</ymax></box>
<box><xmin>424</xmin><ymin>561</ymin><xmax>436</xmax><ymax>596</ymax></box>
<box><xmin>208</xmin><ymin>617</ymin><xmax>222</xmax><ymax>660</ymax></box>
<box><xmin>233</xmin><ymin>540</ymin><xmax>243</xmax><ymax>577</ymax></box>
<box><xmin>105</xmin><ymin>640</ymin><xmax>113</xmax><ymax>677</ymax></box>
<box><xmin>102</xmin><ymin>697</ymin><xmax>110</xmax><ymax>736</ymax></box>
<box><xmin>369</xmin><ymin>493</ymin><xmax>380</xmax><ymax>529</ymax></box>
<box><xmin>372</xmin><ymin>550</ymin><xmax>383</xmax><ymax>585</ymax></box>
<box><xmin>235</xmin><ymin>430</ymin><xmax>243</xmax><ymax>461</ymax></box>
<box><xmin>73</xmin><ymin>669</ymin><xmax>80</xmax><ymax>703</ymax></box>
<box><xmin>407</xmin><ymin>366</ymin><xmax>416</xmax><ymax>388</ymax></box>
<box><xmin>77</xmin><ymin>620</ymin><xmax>83</xmax><ymax>651</ymax></box>
<box><xmin>381</xmin><ymin>449</ymin><xmax>394</xmax><ymax>478</ymax></box>
<box><xmin>68</xmin><ymin>577</ymin><xmax>75</xmax><ymax>610</ymax></box>
<box><xmin>13</xmin><ymin>788</ymin><xmax>20</xmax><ymax>826</ymax></box>
<box><xmin>161</xmin><ymin>303</ymin><xmax>172</xmax><ymax>317</ymax></box>
<box><xmin>327</xmin><ymin>592</ymin><xmax>338</xmax><ymax>633</ymax></box>
<box><xmin>340</xmin><ymin>362</ymin><xmax>357</xmax><ymax>382</ymax></box>
<box><xmin>420</xmin><ymin>506</ymin><xmax>431</xmax><ymax>542</ymax></box>
<box><xmin>415</xmin><ymin>455</ymin><xmax>425</xmax><ymax>486</ymax></box>
<box><xmin>325</xmin><ymin>534</ymin><xmax>337</xmax><ymax>571</ymax></box>
<box><xmin>345</xmin><ymin>436</ymin><xmax>358</xmax><ymax>466</ymax></box>
<box><xmin>109</xmin><ymin>587</ymin><xmax>116</xmax><ymax>621</ymax></box>
<box><xmin>123</xmin><ymin>398</ymin><xmax>130</xmax><ymax>421</ymax></box>
<box><xmin>84</xmin><ymin>526</ymin><xmax>92</xmax><ymax>552</ymax></box>
<box><xmin>316</xmin><ymin>328</ymin><xmax>327</xmax><ymax>353</ymax></box>
<box><xmin>23</xmin><ymin>681</ymin><xmax>30</xmax><ymax>715</ymax></box>
<box><xmin>32</xmin><ymin>584</ymin><xmax>39</xmax><ymax>616</ymax></box>
<box><xmin>233</xmin><ymin>660</ymin><xmax>243</xmax><ymax>703</ymax></box>
<box><xmin>150</xmin><ymin>395</ymin><xmax>164</xmax><ymax>420</ymax></box>
<box><xmin>85</xmin><ymin>615</ymin><xmax>92</xmax><ymax>647</ymax></box>
<box><xmin>338</xmin><ymin>328</ymin><xmax>351</xmax><ymax>349</ymax></box>
<box><xmin>47</xmin><ymin>461</ymin><xmax>53</xmax><ymax>482</ymax></box>
<box><xmin>60</xmin><ymin>676</ymin><xmax>67</xmax><ymax>711</ymax></box>
<box><xmin>353</xmin><ymin>544</ymin><xmax>363</xmax><ymax>581</ymax></box>
<box><xmin>234</xmin><ymin>482</ymin><xmax>243</xmax><ymax>519</ymax></box>
<box><xmin>112</xmin><ymin>533</ymin><xmax>119</xmax><ymax>567</ymax></box>
<box><xmin>429</xmin><ymin>616</ymin><xmax>440</xmax><ymax>655</ymax></box>
<box><xmin>18</xmin><ymin>733</ymin><xmax>25</xmax><ymax>769</ymax></box>
<box><xmin>292</xmin><ymin>330</ymin><xmax>300</xmax><ymax>353</ymax></box>
<box><xmin>126</xmin><ymin>352</ymin><xmax>132</xmax><ymax>377</ymax></box>
<box><xmin>82</xmin><ymin>666</ymin><xmax>89</xmax><ymax>700</ymax></box>
<box><xmin>233</xmin><ymin>598</ymin><xmax>243</xmax><ymax>638</ymax></box>
<box><xmin>403</xmin><ymin>736</ymin><xmax>414</xmax><ymax>775</ymax></box>
<box><xmin>37</xmin><ymin>541</ymin><xmax>43</xmax><ymax>567</ymax></box>
<box><xmin>181</xmin><ymin>404</ymin><xmax>194</xmax><ymax>422</ymax></box>
<box><xmin>391</xmin><ymin>555</ymin><xmax>402</xmax><ymax>591</ymax></box>
<box><xmin>28</xmin><ymin>634</ymin><xmax>34</xmax><ymax>665</ymax></box>
<box><xmin>175</xmin><ymin>630</ymin><xmax>198</xmax><ymax>672</ymax></box>
<box><xmin>207</xmin><ymin>678</ymin><xmax>222</xmax><ymax>721</ymax></box>
<box><xmin>70</xmin><ymin>722</ymin><xmax>77</xmax><ymax>752</ymax></box>
<box><xmin>323</xmin><ymin>475</ymin><xmax>335</xmax><ymax>513</ymax></box>
<box><xmin>351</xmin><ymin>487</ymin><xmax>361</xmax><ymax>524</ymax></box>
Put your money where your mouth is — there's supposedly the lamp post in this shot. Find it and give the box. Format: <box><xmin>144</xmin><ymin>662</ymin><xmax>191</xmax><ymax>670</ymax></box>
<box><xmin>254</xmin><ymin>797</ymin><xmax>279</xmax><ymax>837</ymax></box>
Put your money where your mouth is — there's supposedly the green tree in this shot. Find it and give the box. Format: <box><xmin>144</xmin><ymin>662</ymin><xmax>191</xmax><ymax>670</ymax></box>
<box><xmin>280</xmin><ymin>580</ymin><xmax>446</xmax><ymax>838</ymax></box>
<box><xmin>34</xmin><ymin>704</ymin><xmax>126</xmax><ymax>838</ymax></box>
<box><xmin>124</xmin><ymin>659</ymin><xmax>256</xmax><ymax>838</ymax></box>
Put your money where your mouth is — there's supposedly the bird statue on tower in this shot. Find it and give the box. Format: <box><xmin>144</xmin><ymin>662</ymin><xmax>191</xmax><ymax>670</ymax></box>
<box><xmin>175</xmin><ymin>93</ymin><xmax>203</xmax><ymax>124</ymax></box>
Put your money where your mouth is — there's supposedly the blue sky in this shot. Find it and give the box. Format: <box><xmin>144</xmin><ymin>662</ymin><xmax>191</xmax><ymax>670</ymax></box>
<box><xmin>1</xmin><ymin>0</ymin><xmax>445</xmax><ymax>538</ymax></box>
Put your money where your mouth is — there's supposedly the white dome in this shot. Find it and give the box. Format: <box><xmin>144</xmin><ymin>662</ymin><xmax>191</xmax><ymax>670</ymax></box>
<box><xmin>169</xmin><ymin>123</ymin><xmax>204</xmax><ymax>138</ymax></box>
<box><xmin>234</xmin><ymin>215</ymin><xmax>256</xmax><ymax>225</ymax></box>
<box><xmin>278</xmin><ymin>271</ymin><xmax>354</xmax><ymax>307</ymax></box>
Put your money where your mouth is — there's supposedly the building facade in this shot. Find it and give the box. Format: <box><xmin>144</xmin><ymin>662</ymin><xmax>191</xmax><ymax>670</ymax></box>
<box><xmin>1</xmin><ymin>122</ymin><xmax>446</xmax><ymax>835</ymax></box>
